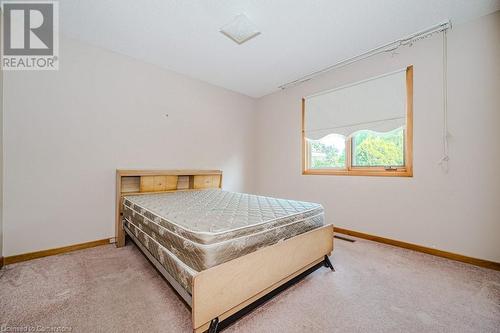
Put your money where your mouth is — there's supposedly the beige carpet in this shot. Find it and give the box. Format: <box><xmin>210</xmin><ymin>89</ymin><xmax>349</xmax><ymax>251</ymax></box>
<box><xmin>1</xmin><ymin>237</ymin><xmax>499</xmax><ymax>332</ymax></box>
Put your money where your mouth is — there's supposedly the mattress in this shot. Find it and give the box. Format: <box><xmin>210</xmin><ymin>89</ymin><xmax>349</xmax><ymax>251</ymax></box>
<box><xmin>123</xmin><ymin>189</ymin><xmax>325</xmax><ymax>292</ymax></box>
<box><xmin>124</xmin><ymin>219</ymin><xmax>196</xmax><ymax>293</ymax></box>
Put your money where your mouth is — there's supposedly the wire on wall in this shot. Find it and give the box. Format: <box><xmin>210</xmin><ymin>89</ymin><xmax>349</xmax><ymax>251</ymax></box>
<box><xmin>438</xmin><ymin>29</ymin><xmax>450</xmax><ymax>172</ymax></box>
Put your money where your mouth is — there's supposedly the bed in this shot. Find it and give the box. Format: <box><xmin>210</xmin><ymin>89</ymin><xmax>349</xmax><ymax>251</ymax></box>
<box><xmin>115</xmin><ymin>170</ymin><xmax>334</xmax><ymax>333</ymax></box>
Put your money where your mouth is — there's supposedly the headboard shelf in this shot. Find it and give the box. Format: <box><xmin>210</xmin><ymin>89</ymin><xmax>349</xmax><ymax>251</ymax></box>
<box><xmin>115</xmin><ymin>169</ymin><xmax>223</xmax><ymax>247</ymax></box>
<box><xmin>119</xmin><ymin>189</ymin><xmax>196</xmax><ymax>197</ymax></box>
<box><xmin>117</xmin><ymin>169</ymin><xmax>222</xmax><ymax>177</ymax></box>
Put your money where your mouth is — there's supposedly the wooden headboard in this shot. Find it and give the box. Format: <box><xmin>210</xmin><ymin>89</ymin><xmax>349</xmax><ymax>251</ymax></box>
<box><xmin>115</xmin><ymin>169</ymin><xmax>223</xmax><ymax>247</ymax></box>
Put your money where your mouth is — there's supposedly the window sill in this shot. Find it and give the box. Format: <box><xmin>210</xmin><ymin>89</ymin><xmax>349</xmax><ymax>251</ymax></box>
<box><xmin>302</xmin><ymin>168</ymin><xmax>413</xmax><ymax>177</ymax></box>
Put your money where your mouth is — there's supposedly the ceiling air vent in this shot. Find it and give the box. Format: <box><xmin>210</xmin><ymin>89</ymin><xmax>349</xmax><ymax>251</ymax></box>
<box><xmin>220</xmin><ymin>14</ymin><xmax>261</xmax><ymax>45</ymax></box>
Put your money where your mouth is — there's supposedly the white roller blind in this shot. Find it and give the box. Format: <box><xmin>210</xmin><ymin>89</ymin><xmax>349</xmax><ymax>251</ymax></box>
<box><xmin>304</xmin><ymin>69</ymin><xmax>407</xmax><ymax>140</ymax></box>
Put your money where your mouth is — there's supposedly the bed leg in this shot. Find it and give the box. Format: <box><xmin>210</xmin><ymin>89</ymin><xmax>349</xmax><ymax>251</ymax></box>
<box><xmin>324</xmin><ymin>255</ymin><xmax>335</xmax><ymax>271</ymax></box>
<box><xmin>208</xmin><ymin>317</ymin><xmax>219</xmax><ymax>333</ymax></box>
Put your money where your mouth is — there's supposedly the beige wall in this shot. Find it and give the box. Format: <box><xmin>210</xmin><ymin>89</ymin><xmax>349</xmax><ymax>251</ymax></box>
<box><xmin>254</xmin><ymin>12</ymin><xmax>500</xmax><ymax>262</ymax></box>
<box><xmin>3</xmin><ymin>37</ymin><xmax>256</xmax><ymax>256</ymax></box>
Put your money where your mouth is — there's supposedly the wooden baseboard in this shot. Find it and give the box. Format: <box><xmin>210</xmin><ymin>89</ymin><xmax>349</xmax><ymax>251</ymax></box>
<box><xmin>0</xmin><ymin>256</ymin><xmax>4</xmax><ymax>269</ymax></box>
<box><xmin>334</xmin><ymin>227</ymin><xmax>500</xmax><ymax>271</ymax></box>
<box><xmin>4</xmin><ymin>239</ymin><xmax>112</xmax><ymax>265</ymax></box>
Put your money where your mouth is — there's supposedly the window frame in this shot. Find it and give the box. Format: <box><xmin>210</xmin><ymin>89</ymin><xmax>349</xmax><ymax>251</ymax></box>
<box><xmin>302</xmin><ymin>65</ymin><xmax>413</xmax><ymax>177</ymax></box>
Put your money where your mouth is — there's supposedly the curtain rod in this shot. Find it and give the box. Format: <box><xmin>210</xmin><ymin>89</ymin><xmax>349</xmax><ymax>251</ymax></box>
<box><xmin>278</xmin><ymin>20</ymin><xmax>452</xmax><ymax>90</ymax></box>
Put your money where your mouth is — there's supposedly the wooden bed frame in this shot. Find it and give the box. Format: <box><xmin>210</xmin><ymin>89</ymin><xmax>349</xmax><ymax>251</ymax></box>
<box><xmin>116</xmin><ymin>169</ymin><xmax>334</xmax><ymax>333</ymax></box>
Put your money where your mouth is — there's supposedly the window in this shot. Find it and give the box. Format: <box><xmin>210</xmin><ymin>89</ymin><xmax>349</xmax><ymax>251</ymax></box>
<box><xmin>352</xmin><ymin>128</ymin><xmax>404</xmax><ymax>167</ymax></box>
<box><xmin>302</xmin><ymin>66</ymin><xmax>413</xmax><ymax>176</ymax></box>
<box><xmin>309</xmin><ymin>134</ymin><xmax>346</xmax><ymax>169</ymax></box>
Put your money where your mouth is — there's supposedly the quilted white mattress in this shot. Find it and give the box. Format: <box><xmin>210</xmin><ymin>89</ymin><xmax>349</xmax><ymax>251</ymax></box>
<box><xmin>123</xmin><ymin>189</ymin><xmax>325</xmax><ymax>272</ymax></box>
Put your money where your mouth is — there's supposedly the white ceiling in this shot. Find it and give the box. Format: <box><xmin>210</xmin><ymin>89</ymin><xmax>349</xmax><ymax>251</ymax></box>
<box><xmin>60</xmin><ymin>0</ymin><xmax>500</xmax><ymax>98</ymax></box>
